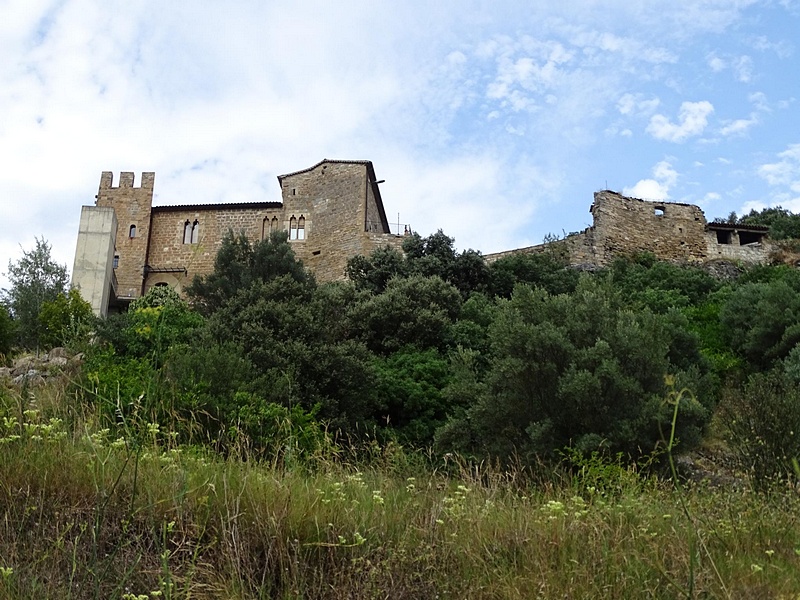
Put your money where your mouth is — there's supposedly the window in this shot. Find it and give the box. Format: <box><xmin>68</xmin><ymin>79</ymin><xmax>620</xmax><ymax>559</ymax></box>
<box><xmin>289</xmin><ymin>216</ymin><xmax>298</xmax><ymax>240</ymax></box>
<box><xmin>113</xmin><ymin>255</ymin><xmax>119</xmax><ymax>269</ymax></box>
<box><xmin>654</xmin><ymin>206</ymin><xmax>665</xmax><ymax>217</ymax></box>
<box><xmin>129</xmin><ymin>224</ymin><xmax>137</xmax><ymax>238</ymax></box>
<box><xmin>716</xmin><ymin>230</ymin><xmax>731</xmax><ymax>245</ymax></box>
<box><xmin>183</xmin><ymin>220</ymin><xmax>199</xmax><ymax>244</ymax></box>
<box><xmin>297</xmin><ymin>216</ymin><xmax>305</xmax><ymax>240</ymax></box>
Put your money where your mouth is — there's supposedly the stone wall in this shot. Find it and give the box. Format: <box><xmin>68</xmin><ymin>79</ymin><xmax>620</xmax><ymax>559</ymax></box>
<box><xmin>590</xmin><ymin>191</ymin><xmax>708</xmax><ymax>265</ymax></box>
<box><xmin>485</xmin><ymin>190</ymin><xmax>771</xmax><ymax>267</ymax></box>
<box><xmin>144</xmin><ymin>203</ymin><xmax>281</xmax><ymax>294</ymax></box>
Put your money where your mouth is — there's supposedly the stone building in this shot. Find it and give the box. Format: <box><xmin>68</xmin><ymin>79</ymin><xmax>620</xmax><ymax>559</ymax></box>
<box><xmin>486</xmin><ymin>190</ymin><xmax>771</xmax><ymax>267</ymax></box>
<box><xmin>72</xmin><ymin>159</ymin><xmax>404</xmax><ymax>316</ymax></box>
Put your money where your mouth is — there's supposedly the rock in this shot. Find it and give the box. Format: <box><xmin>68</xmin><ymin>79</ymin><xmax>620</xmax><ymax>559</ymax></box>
<box><xmin>0</xmin><ymin>367</ymin><xmax>11</xmax><ymax>379</ymax></box>
<box><xmin>49</xmin><ymin>357</ymin><xmax>69</xmax><ymax>367</ymax></box>
<box><xmin>49</xmin><ymin>347</ymin><xmax>68</xmax><ymax>359</ymax></box>
<box><xmin>11</xmin><ymin>358</ymin><xmax>35</xmax><ymax>377</ymax></box>
<box><xmin>12</xmin><ymin>370</ymin><xmax>45</xmax><ymax>386</ymax></box>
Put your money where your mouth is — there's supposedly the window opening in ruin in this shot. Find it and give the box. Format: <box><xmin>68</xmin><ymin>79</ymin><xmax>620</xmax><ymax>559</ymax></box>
<box><xmin>261</xmin><ymin>217</ymin><xmax>267</xmax><ymax>241</ymax></box>
<box><xmin>312</xmin><ymin>250</ymin><xmax>321</xmax><ymax>256</ymax></box>
<box><xmin>183</xmin><ymin>221</ymin><xmax>192</xmax><ymax>244</ymax></box>
<box><xmin>289</xmin><ymin>216</ymin><xmax>298</xmax><ymax>240</ymax></box>
<box><xmin>716</xmin><ymin>230</ymin><xmax>731</xmax><ymax>244</ymax></box>
<box><xmin>298</xmin><ymin>216</ymin><xmax>305</xmax><ymax>240</ymax></box>
<box><xmin>129</xmin><ymin>224</ymin><xmax>137</xmax><ymax>238</ymax></box>
<box><xmin>654</xmin><ymin>206</ymin><xmax>665</xmax><ymax>217</ymax></box>
<box><xmin>292</xmin><ymin>188</ymin><xmax>296</xmax><ymax>196</ymax></box>
<box><xmin>271</xmin><ymin>216</ymin><xmax>278</xmax><ymax>234</ymax></box>
<box><xmin>191</xmin><ymin>220</ymin><xmax>199</xmax><ymax>244</ymax></box>
<box><xmin>113</xmin><ymin>255</ymin><xmax>119</xmax><ymax>269</ymax></box>
<box><xmin>154</xmin><ymin>282</ymin><xmax>169</xmax><ymax>288</ymax></box>
<box><xmin>738</xmin><ymin>231</ymin><xmax>763</xmax><ymax>245</ymax></box>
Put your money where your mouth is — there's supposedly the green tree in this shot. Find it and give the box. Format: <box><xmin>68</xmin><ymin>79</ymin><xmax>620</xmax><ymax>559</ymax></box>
<box><xmin>0</xmin><ymin>302</ymin><xmax>14</xmax><ymax>359</ymax></box>
<box><xmin>488</xmin><ymin>250</ymin><xmax>579</xmax><ymax>298</ymax></box>
<box><xmin>4</xmin><ymin>237</ymin><xmax>68</xmax><ymax>349</ymax></box>
<box><xmin>436</xmin><ymin>278</ymin><xmax>710</xmax><ymax>463</ymax></box>
<box><xmin>38</xmin><ymin>288</ymin><xmax>94</xmax><ymax>349</ymax></box>
<box><xmin>187</xmin><ymin>230</ymin><xmax>313</xmax><ymax>315</ymax></box>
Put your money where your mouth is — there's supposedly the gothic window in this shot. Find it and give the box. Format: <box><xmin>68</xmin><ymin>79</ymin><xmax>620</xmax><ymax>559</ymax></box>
<box><xmin>272</xmin><ymin>216</ymin><xmax>278</xmax><ymax>234</ymax></box>
<box><xmin>183</xmin><ymin>221</ymin><xmax>192</xmax><ymax>244</ymax></box>
<box><xmin>297</xmin><ymin>216</ymin><xmax>305</xmax><ymax>240</ymax></box>
<box><xmin>191</xmin><ymin>220</ymin><xmax>199</xmax><ymax>244</ymax></box>
<box><xmin>129</xmin><ymin>224</ymin><xmax>137</xmax><ymax>238</ymax></box>
<box><xmin>289</xmin><ymin>216</ymin><xmax>298</xmax><ymax>240</ymax></box>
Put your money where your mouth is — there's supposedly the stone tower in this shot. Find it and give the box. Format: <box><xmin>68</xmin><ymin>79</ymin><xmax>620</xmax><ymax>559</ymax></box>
<box><xmin>95</xmin><ymin>172</ymin><xmax>155</xmax><ymax>301</ymax></box>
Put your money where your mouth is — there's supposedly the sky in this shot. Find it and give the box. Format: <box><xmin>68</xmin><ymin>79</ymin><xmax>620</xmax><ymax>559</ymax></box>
<box><xmin>2</xmin><ymin>0</ymin><xmax>800</xmax><ymax>291</ymax></box>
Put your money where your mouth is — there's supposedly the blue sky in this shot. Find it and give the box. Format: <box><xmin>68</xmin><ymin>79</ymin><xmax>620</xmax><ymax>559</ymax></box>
<box><xmin>2</xmin><ymin>0</ymin><xmax>799</xmax><ymax>290</ymax></box>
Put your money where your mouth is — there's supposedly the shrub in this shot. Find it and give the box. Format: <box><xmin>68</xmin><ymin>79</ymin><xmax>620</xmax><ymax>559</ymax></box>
<box><xmin>717</xmin><ymin>368</ymin><xmax>800</xmax><ymax>488</ymax></box>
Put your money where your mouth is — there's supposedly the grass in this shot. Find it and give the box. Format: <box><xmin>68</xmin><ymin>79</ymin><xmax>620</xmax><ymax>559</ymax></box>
<box><xmin>1</xmin><ymin>380</ymin><xmax>800</xmax><ymax>599</ymax></box>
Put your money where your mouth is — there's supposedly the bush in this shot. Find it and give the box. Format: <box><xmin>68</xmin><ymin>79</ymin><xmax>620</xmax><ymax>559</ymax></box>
<box><xmin>38</xmin><ymin>288</ymin><xmax>94</xmax><ymax>350</ymax></box>
<box><xmin>717</xmin><ymin>368</ymin><xmax>800</xmax><ymax>488</ymax></box>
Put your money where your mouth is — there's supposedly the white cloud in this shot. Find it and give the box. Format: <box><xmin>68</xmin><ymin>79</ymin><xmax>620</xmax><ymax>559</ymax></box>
<box><xmin>758</xmin><ymin>144</ymin><xmax>800</xmax><ymax>187</ymax></box>
<box><xmin>708</xmin><ymin>54</ymin><xmax>727</xmax><ymax>71</ymax></box>
<box><xmin>719</xmin><ymin>115</ymin><xmax>759</xmax><ymax>136</ymax></box>
<box><xmin>734</xmin><ymin>55</ymin><xmax>754</xmax><ymax>82</ymax></box>
<box><xmin>646</xmin><ymin>101</ymin><xmax>714</xmax><ymax>142</ymax></box>
<box><xmin>624</xmin><ymin>160</ymin><xmax>679</xmax><ymax>200</ymax></box>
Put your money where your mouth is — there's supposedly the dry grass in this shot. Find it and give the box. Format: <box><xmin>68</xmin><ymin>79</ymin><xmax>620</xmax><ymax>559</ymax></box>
<box><xmin>1</xmin><ymin>380</ymin><xmax>800</xmax><ymax>599</ymax></box>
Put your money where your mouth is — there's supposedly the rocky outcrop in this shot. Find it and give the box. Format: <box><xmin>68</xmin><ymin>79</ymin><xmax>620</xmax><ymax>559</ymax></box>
<box><xmin>0</xmin><ymin>348</ymin><xmax>84</xmax><ymax>387</ymax></box>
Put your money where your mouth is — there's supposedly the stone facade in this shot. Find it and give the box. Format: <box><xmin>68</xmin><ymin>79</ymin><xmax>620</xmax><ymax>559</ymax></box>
<box><xmin>486</xmin><ymin>190</ymin><xmax>771</xmax><ymax>267</ymax></box>
<box><xmin>73</xmin><ymin>160</ymin><xmax>404</xmax><ymax>313</ymax></box>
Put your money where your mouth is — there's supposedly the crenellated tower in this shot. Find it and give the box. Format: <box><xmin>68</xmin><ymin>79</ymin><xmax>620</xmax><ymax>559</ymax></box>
<box><xmin>95</xmin><ymin>172</ymin><xmax>155</xmax><ymax>301</ymax></box>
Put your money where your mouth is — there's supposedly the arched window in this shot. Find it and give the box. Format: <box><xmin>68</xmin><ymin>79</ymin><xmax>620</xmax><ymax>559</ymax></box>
<box><xmin>183</xmin><ymin>221</ymin><xmax>192</xmax><ymax>244</ymax></box>
<box><xmin>289</xmin><ymin>216</ymin><xmax>298</xmax><ymax>240</ymax></box>
<box><xmin>191</xmin><ymin>220</ymin><xmax>199</xmax><ymax>244</ymax></box>
<box><xmin>297</xmin><ymin>216</ymin><xmax>305</xmax><ymax>240</ymax></box>
<box><xmin>129</xmin><ymin>224</ymin><xmax>137</xmax><ymax>238</ymax></box>
<box><xmin>272</xmin><ymin>216</ymin><xmax>278</xmax><ymax>234</ymax></box>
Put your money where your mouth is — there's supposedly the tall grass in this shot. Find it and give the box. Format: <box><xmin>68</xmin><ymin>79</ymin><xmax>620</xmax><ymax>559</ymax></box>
<box><xmin>1</xmin><ymin>379</ymin><xmax>799</xmax><ymax>599</ymax></box>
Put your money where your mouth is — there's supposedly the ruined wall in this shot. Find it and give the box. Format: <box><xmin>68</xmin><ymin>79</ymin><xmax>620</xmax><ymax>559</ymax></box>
<box><xmin>95</xmin><ymin>172</ymin><xmax>154</xmax><ymax>300</ymax></box>
<box><xmin>590</xmin><ymin>191</ymin><xmax>708</xmax><ymax>265</ymax></box>
<box><xmin>485</xmin><ymin>190</ymin><xmax>771</xmax><ymax>267</ymax></box>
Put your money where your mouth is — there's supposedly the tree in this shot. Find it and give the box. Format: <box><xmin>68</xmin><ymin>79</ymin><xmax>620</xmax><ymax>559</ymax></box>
<box><xmin>435</xmin><ymin>277</ymin><xmax>710</xmax><ymax>463</ymax></box>
<box><xmin>4</xmin><ymin>238</ymin><xmax>68</xmax><ymax>350</ymax></box>
<box><xmin>186</xmin><ymin>230</ymin><xmax>313</xmax><ymax>315</ymax></box>
<box><xmin>0</xmin><ymin>302</ymin><xmax>14</xmax><ymax>359</ymax></box>
<box><xmin>38</xmin><ymin>288</ymin><xmax>94</xmax><ymax>349</ymax></box>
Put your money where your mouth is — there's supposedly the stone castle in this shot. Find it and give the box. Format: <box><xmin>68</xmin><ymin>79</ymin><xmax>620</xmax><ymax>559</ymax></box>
<box><xmin>72</xmin><ymin>159</ymin><xmax>772</xmax><ymax>316</ymax></box>
<box><xmin>72</xmin><ymin>159</ymin><xmax>404</xmax><ymax>316</ymax></box>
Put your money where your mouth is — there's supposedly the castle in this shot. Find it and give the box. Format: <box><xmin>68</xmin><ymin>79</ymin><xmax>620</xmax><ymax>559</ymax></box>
<box><xmin>71</xmin><ymin>159</ymin><xmax>404</xmax><ymax>316</ymax></box>
<box><xmin>72</xmin><ymin>159</ymin><xmax>773</xmax><ymax>316</ymax></box>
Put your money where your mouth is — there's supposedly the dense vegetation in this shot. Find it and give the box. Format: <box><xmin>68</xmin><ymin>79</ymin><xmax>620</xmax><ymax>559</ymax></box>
<box><xmin>3</xmin><ymin>211</ymin><xmax>800</xmax><ymax>597</ymax></box>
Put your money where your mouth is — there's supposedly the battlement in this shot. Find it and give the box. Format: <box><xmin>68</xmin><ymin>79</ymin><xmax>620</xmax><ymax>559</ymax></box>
<box><xmin>99</xmin><ymin>171</ymin><xmax>155</xmax><ymax>190</ymax></box>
